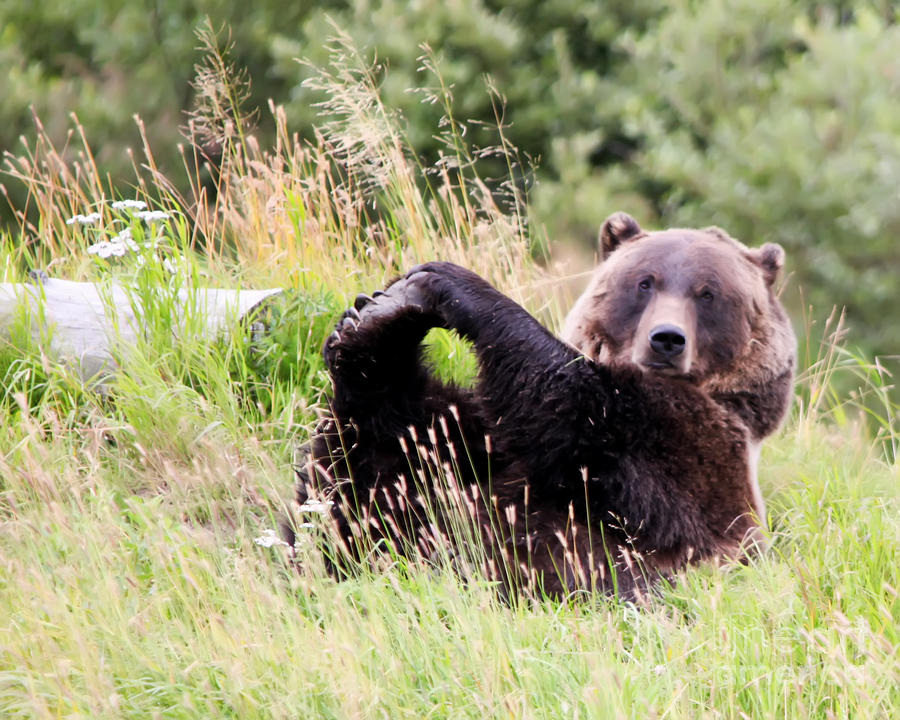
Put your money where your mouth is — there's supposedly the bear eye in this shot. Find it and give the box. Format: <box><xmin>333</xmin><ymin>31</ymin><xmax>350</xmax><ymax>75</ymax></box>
<box><xmin>637</xmin><ymin>277</ymin><xmax>654</xmax><ymax>293</ymax></box>
<box><xmin>699</xmin><ymin>289</ymin><xmax>715</xmax><ymax>303</ymax></box>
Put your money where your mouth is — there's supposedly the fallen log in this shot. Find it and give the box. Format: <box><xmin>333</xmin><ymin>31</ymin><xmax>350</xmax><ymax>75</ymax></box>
<box><xmin>0</xmin><ymin>276</ymin><xmax>282</xmax><ymax>381</ymax></box>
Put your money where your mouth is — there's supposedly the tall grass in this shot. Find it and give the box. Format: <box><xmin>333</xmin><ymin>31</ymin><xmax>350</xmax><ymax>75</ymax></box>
<box><xmin>1</xmin><ymin>28</ymin><xmax>898</xmax><ymax>719</ymax></box>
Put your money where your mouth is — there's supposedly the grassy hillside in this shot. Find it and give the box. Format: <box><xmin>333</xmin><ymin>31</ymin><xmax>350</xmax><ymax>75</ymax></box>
<box><xmin>1</xmin><ymin>40</ymin><xmax>898</xmax><ymax>719</ymax></box>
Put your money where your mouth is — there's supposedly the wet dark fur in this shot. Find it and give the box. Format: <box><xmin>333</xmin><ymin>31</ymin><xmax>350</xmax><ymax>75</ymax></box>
<box><xmin>290</xmin><ymin>262</ymin><xmax>761</xmax><ymax>600</ymax></box>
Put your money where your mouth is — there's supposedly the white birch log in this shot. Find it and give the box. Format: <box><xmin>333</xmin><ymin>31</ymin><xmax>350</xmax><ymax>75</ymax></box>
<box><xmin>0</xmin><ymin>277</ymin><xmax>283</xmax><ymax>381</ymax></box>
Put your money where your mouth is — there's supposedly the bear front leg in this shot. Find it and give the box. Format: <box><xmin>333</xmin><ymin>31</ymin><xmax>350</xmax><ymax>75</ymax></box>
<box><xmin>396</xmin><ymin>262</ymin><xmax>594</xmax><ymax>469</ymax></box>
<box><xmin>296</xmin><ymin>280</ymin><xmax>448</xmax><ymax>542</ymax></box>
<box><xmin>298</xmin><ymin>273</ymin><xmax>486</xmax><ymax>565</ymax></box>
<box><xmin>322</xmin><ymin>279</ymin><xmax>445</xmax><ymax>421</ymax></box>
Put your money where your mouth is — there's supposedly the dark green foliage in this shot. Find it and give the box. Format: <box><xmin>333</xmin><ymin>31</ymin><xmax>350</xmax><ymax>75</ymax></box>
<box><xmin>277</xmin><ymin>0</ymin><xmax>661</xmax><ymax>173</ymax></box>
<box><xmin>584</xmin><ymin>1</ymin><xmax>900</xmax><ymax>357</ymax></box>
<box><xmin>233</xmin><ymin>289</ymin><xmax>340</xmax><ymax>418</ymax></box>
<box><xmin>0</xmin><ymin>1</ymin><xmax>311</xmax><ymax>216</ymax></box>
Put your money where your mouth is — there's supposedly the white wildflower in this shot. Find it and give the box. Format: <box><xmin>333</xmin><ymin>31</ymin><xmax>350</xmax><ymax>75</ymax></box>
<box><xmin>111</xmin><ymin>199</ymin><xmax>147</xmax><ymax>211</ymax></box>
<box><xmin>135</xmin><ymin>210</ymin><xmax>170</xmax><ymax>223</ymax></box>
<box><xmin>162</xmin><ymin>257</ymin><xmax>177</xmax><ymax>274</ymax></box>
<box><xmin>298</xmin><ymin>500</ymin><xmax>335</xmax><ymax>515</ymax></box>
<box><xmin>87</xmin><ymin>241</ymin><xmax>118</xmax><ymax>259</ymax></box>
<box><xmin>88</xmin><ymin>227</ymin><xmax>136</xmax><ymax>259</ymax></box>
<box><xmin>253</xmin><ymin>529</ymin><xmax>290</xmax><ymax>548</ymax></box>
<box><xmin>110</xmin><ymin>228</ymin><xmax>138</xmax><ymax>252</ymax></box>
<box><xmin>66</xmin><ymin>212</ymin><xmax>102</xmax><ymax>226</ymax></box>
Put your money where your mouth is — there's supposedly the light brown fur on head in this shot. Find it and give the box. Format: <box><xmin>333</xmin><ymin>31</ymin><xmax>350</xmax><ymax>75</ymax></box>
<box><xmin>563</xmin><ymin>213</ymin><xmax>796</xmax><ymax>441</ymax></box>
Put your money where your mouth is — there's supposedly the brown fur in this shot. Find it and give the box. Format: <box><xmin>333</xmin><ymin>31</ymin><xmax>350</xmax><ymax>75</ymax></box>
<box><xmin>289</xmin><ymin>249</ymin><xmax>787</xmax><ymax>600</ymax></box>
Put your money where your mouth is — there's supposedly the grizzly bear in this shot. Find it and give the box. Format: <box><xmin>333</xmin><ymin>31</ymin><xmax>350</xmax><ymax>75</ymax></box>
<box><xmin>562</xmin><ymin>212</ymin><xmax>796</xmax><ymax>526</ymax></box>
<box><xmin>290</xmin><ymin>213</ymin><xmax>796</xmax><ymax>601</ymax></box>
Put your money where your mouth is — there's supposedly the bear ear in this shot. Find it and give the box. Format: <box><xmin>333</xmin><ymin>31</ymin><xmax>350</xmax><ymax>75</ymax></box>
<box><xmin>748</xmin><ymin>243</ymin><xmax>785</xmax><ymax>287</ymax></box>
<box><xmin>600</xmin><ymin>212</ymin><xmax>644</xmax><ymax>258</ymax></box>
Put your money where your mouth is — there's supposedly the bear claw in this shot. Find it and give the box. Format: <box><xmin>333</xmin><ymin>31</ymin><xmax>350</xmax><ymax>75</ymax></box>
<box><xmin>349</xmin><ymin>277</ymin><xmax>429</xmax><ymax>324</ymax></box>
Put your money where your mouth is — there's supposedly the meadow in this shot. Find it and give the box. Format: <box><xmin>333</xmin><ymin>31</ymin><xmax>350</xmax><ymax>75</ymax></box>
<box><xmin>1</xmin><ymin>36</ymin><xmax>898</xmax><ymax>719</ymax></box>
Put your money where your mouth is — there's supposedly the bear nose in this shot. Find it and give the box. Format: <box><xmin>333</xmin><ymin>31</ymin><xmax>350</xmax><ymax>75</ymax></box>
<box><xmin>649</xmin><ymin>324</ymin><xmax>686</xmax><ymax>358</ymax></box>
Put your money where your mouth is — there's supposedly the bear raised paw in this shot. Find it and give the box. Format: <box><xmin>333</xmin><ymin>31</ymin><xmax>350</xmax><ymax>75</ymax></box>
<box><xmin>291</xmin><ymin>215</ymin><xmax>795</xmax><ymax>601</ymax></box>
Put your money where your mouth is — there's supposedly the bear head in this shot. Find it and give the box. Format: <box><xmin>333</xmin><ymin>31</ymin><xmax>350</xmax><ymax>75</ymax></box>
<box><xmin>562</xmin><ymin>212</ymin><xmax>796</xmax><ymax>438</ymax></box>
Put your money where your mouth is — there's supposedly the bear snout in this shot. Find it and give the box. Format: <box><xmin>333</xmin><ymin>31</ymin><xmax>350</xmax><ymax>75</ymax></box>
<box><xmin>648</xmin><ymin>324</ymin><xmax>687</xmax><ymax>361</ymax></box>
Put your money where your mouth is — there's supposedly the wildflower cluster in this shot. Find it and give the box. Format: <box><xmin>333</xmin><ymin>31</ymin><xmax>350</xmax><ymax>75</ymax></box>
<box><xmin>66</xmin><ymin>212</ymin><xmax>102</xmax><ymax>226</ymax></box>
<box><xmin>66</xmin><ymin>199</ymin><xmax>178</xmax><ymax>271</ymax></box>
<box><xmin>87</xmin><ymin>227</ymin><xmax>137</xmax><ymax>259</ymax></box>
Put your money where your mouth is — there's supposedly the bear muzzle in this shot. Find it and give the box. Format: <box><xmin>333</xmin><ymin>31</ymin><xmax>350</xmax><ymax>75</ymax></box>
<box><xmin>633</xmin><ymin>294</ymin><xmax>696</xmax><ymax>374</ymax></box>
